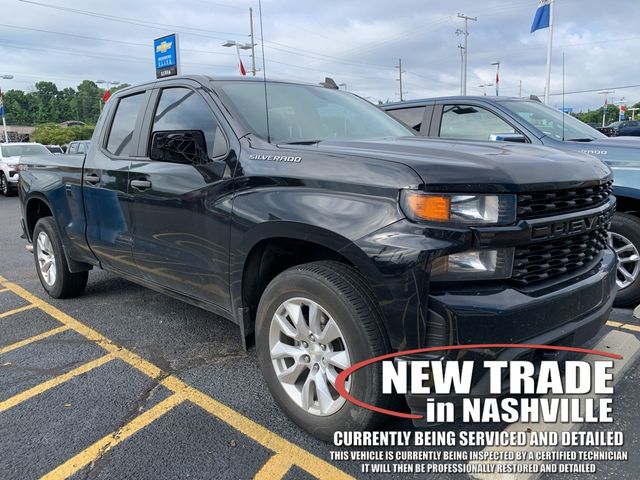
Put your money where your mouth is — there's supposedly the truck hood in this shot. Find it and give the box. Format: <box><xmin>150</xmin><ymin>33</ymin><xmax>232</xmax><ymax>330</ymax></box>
<box><xmin>310</xmin><ymin>137</ymin><xmax>611</xmax><ymax>193</ymax></box>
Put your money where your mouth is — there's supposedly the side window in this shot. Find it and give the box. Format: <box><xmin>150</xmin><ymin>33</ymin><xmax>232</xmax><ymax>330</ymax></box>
<box><xmin>68</xmin><ymin>143</ymin><xmax>78</xmax><ymax>154</ymax></box>
<box><xmin>106</xmin><ymin>92</ymin><xmax>145</xmax><ymax>156</ymax></box>
<box><xmin>387</xmin><ymin>107</ymin><xmax>425</xmax><ymax>132</ymax></box>
<box><xmin>440</xmin><ymin>104</ymin><xmax>516</xmax><ymax>141</ymax></box>
<box><xmin>78</xmin><ymin>143</ymin><xmax>87</xmax><ymax>154</ymax></box>
<box><xmin>151</xmin><ymin>87</ymin><xmax>227</xmax><ymax>158</ymax></box>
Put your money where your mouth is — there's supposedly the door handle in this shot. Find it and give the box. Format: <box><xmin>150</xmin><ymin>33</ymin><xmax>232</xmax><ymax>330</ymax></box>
<box><xmin>84</xmin><ymin>173</ymin><xmax>100</xmax><ymax>185</ymax></box>
<box><xmin>130</xmin><ymin>179</ymin><xmax>152</xmax><ymax>190</ymax></box>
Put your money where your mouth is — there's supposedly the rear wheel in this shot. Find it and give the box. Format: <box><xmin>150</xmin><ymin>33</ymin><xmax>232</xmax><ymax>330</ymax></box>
<box><xmin>0</xmin><ymin>172</ymin><xmax>11</xmax><ymax>196</ymax></box>
<box><xmin>610</xmin><ymin>212</ymin><xmax>640</xmax><ymax>307</ymax></box>
<box><xmin>256</xmin><ymin>261</ymin><xmax>391</xmax><ymax>441</ymax></box>
<box><xmin>33</xmin><ymin>217</ymin><xmax>88</xmax><ymax>298</ymax></box>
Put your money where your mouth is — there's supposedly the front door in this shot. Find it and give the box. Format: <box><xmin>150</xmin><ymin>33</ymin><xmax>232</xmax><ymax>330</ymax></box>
<box><xmin>128</xmin><ymin>84</ymin><xmax>236</xmax><ymax>309</ymax></box>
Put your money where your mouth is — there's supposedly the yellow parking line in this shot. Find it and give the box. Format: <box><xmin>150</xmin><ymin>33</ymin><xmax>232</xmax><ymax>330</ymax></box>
<box><xmin>0</xmin><ymin>278</ymin><xmax>353</xmax><ymax>480</ymax></box>
<box><xmin>254</xmin><ymin>454</ymin><xmax>293</xmax><ymax>480</ymax></box>
<box><xmin>0</xmin><ymin>304</ymin><xmax>36</xmax><ymax>318</ymax></box>
<box><xmin>606</xmin><ymin>320</ymin><xmax>640</xmax><ymax>333</ymax></box>
<box><xmin>162</xmin><ymin>377</ymin><xmax>352</xmax><ymax>480</ymax></box>
<box><xmin>0</xmin><ymin>325</ymin><xmax>70</xmax><ymax>355</ymax></box>
<box><xmin>0</xmin><ymin>287</ymin><xmax>9</xmax><ymax>293</ymax></box>
<box><xmin>0</xmin><ymin>354</ymin><xmax>113</xmax><ymax>413</ymax></box>
<box><xmin>606</xmin><ymin>320</ymin><xmax>623</xmax><ymax>328</ymax></box>
<box><xmin>42</xmin><ymin>394</ymin><xmax>184</xmax><ymax>480</ymax></box>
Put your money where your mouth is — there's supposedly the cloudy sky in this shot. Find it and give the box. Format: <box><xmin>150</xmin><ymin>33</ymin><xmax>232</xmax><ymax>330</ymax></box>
<box><xmin>1</xmin><ymin>0</ymin><xmax>639</xmax><ymax>111</ymax></box>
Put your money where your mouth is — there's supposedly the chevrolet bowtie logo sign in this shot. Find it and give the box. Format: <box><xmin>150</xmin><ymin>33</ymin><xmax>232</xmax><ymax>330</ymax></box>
<box><xmin>156</xmin><ymin>41</ymin><xmax>173</xmax><ymax>54</ymax></box>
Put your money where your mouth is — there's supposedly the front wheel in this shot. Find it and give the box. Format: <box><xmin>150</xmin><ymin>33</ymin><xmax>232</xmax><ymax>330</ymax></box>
<box><xmin>33</xmin><ymin>217</ymin><xmax>88</xmax><ymax>298</ymax></box>
<box><xmin>0</xmin><ymin>172</ymin><xmax>11</xmax><ymax>196</ymax></box>
<box><xmin>256</xmin><ymin>261</ymin><xmax>392</xmax><ymax>441</ymax></box>
<box><xmin>610</xmin><ymin>212</ymin><xmax>640</xmax><ymax>308</ymax></box>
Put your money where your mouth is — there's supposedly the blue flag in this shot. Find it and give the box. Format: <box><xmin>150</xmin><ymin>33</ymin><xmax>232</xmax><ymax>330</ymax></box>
<box><xmin>0</xmin><ymin>88</ymin><xmax>4</xmax><ymax>117</ymax></box>
<box><xmin>531</xmin><ymin>0</ymin><xmax>551</xmax><ymax>33</ymax></box>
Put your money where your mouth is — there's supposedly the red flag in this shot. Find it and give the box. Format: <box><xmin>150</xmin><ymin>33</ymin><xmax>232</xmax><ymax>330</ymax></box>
<box><xmin>239</xmin><ymin>59</ymin><xmax>247</xmax><ymax>76</ymax></box>
<box><xmin>102</xmin><ymin>90</ymin><xmax>111</xmax><ymax>102</ymax></box>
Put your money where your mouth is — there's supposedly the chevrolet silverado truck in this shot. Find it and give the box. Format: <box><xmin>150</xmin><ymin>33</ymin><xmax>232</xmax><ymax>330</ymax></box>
<box><xmin>383</xmin><ymin>96</ymin><xmax>640</xmax><ymax>307</ymax></box>
<box><xmin>18</xmin><ymin>76</ymin><xmax>617</xmax><ymax>440</ymax></box>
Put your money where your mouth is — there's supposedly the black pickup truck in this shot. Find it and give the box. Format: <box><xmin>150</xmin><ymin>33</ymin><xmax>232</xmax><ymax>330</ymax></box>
<box><xmin>18</xmin><ymin>76</ymin><xmax>616</xmax><ymax>439</ymax></box>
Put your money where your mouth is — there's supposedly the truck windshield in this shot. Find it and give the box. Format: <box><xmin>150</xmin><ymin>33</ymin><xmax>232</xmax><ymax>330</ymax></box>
<box><xmin>215</xmin><ymin>81</ymin><xmax>413</xmax><ymax>143</ymax></box>
<box><xmin>500</xmin><ymin>100</ymin><xmax>606</xmax><ymax>142</ymax></box>
<box><xmin>1</xmin><ymin>144</ymin><xmax>52</xmax><ymax>157</ymax></box>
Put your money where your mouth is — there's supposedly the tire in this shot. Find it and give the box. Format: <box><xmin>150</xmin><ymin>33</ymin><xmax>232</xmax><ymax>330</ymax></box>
<box><xmin>0</xmin><ymin>172</ymin><xmax>11</xmax><ymax>197</ymax></box>
<box><xmin>33</xmin><ymin>217</ymin><xmax>88</xmax><ymax>298</ymax></box>
<box><xmin>610</xmin><ymin>212</ymin><xmax>640</xmax><ymax>308</ymax></box>
<box><xmin>255</xmin><ymin>261</ymin><xmax>392</xmax><ymax>441</ymax></box>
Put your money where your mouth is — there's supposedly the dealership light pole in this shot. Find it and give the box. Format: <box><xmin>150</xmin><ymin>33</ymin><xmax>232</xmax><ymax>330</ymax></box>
<box><xmin>478</xmin><ymin>83</ymin><xmax>493</xmax><ymax>96</ymax></box>
<box><xmin>456</xmin><ymin>13</ymin><xmax>477</xmax><ymax>95</ymax></box>
<box><xmin>0</xmin><ymin>74</ymin><xmax>13</xmax><ymax>143</ymax></box>
<box><xmin>97</xmin><ymin>80</ymin><xmax>120</xmax><ymax>112</ymax></box>
<box><xmin>491</xmin><ymin>61</ymin><xmax>500</xmax><ymax>96</ymax></box>
<box><xmin>629</xmin><ymin>107</ymin><xmax>639</xmax><ymax>120</ymax></box>
<box><xmin>395</xmin><ymin>58</ymin><xmax>406</xmax><ymax>101</ymax></box>
<box><xmin>598</xmin><ymin>90</ymin><xmax>615</xmax><ymax>127</ymax></box>
<box><xmin>222</xmin><ymin>40</ymin><xmax>255</xmax><ymax>75</ymax></box>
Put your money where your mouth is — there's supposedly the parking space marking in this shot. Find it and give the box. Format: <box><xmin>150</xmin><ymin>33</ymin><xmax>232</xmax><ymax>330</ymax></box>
<box><xmin>0</xmin><ymin>304</ymin><xmax>36</xmax><ymax>318</ymax></box>
<box><xmin>254</xmin><ymin>454</ymin><xmax>294</xmax><ymax>480</ymax></box>
<box><xmin>0</xmin><ymin>325</ymin><xmax>70</xmax><ymax>355</ymax></box>
<box><xmin>0</xmin><ymin>276</ymin><xmax>354</xmax><ymax>480</ymax></box>
<box><xmin>0</xmin><ymin>354</ymin><xmax>113</xmax><ymax>414</ymax></box>
<box><xmin>606</xmin><ymin>320</ymin><xmax>640</xmax><ymax>333</ymax></box>
<box><xmin>41</xmin><ymin>394</ymin><xmax>185</xmax><ymax>480</ymax></box>
<box><xmin>0</xmin><ymin>287</ymin><xmax>9</xmax><ymax>293</ymax></box>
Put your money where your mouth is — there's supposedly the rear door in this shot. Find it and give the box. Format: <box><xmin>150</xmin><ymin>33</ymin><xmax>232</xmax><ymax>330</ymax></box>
<box><xmin>127</xmin><ymin>80</ymin><xmax>236</xmax><ymax>309</ymax></box>
<box><xmin>83</xmin><ymin>87</ymin><xmax>151</xmax><ymax>275</ymax></box>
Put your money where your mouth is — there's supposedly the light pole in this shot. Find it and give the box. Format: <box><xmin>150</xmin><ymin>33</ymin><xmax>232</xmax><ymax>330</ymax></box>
<box><xmin>629</xmin><ymin>107</ymin><xmax>639</xmax><ymax>121</ymax></box>
<box><xmin>0</xmin><ymin>74</ymin><xmax>13</xmax><ymax>143</ymax></box>
<box><xmin>598</xmin><ymin>90</ymin><xmax>615</xmax><ymax>127</ymax></box>
<box><xmin>456</xmin><ymin>13</ymin><xmax>477</xmax><ymax>96</ymax></box>
<box><xmin>222</xmin><ymin>40</ymin><xmax>255</xmax><ymax>76</ymax></box>
<box><xmin>478</xmin><ymin>83</ymin><xmax>494</xmax><ymax>96</ymax></box>
<box><xmin>491</xmin><ymin>61</ymin><xmax>500</xmax><ymax>96</ymax></box>
<box><xmin>97</xmin><ymin>80</ymin><xmax>120</xmax><ymax>111</ymax></box>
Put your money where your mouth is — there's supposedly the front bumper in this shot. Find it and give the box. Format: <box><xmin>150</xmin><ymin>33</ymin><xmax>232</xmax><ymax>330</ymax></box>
<box><xmin>404</xmin><ymin>248</ymin><xmax>617</xmax><ymax>422</ymax></box>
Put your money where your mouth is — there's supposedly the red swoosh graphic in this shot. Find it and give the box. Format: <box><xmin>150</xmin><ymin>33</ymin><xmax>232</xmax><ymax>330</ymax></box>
<box><xmin>335</xmin><ymin>343</ymin><xmax>623</xmax><ymax>420</ymax></box>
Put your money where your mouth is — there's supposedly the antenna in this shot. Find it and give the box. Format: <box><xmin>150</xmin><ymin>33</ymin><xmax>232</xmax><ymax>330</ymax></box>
<box><xmin>562</xmin><ymin>51</ymin><xmax>565</xmax><ymax>141</ymax></box>
<box><xmin>258</xmin><ymin>0</ymin><xmax>270</xmax><ymax>143</ymax></box>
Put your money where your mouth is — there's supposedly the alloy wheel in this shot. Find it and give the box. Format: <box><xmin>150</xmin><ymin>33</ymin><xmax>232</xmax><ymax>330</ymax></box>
<box><xmin>610</xmin><ymin>231</ymin><xmax>640</xmax><ymax>290</ymax></box>
<box><xmin>269</xmin><ymin>297</ymin><xmax>351</xmax><ymax>416</ymax></box>
<box><xmin>36</xmin><ymin>231</ymin><xmax>57</xmax><ymax>286</ymax></box>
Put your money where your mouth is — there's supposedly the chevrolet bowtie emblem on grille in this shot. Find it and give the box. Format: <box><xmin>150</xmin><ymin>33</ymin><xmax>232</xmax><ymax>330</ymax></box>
<box><xmin>156</xmin><ymin>41</ymin><xmax>173</xmax><ymax>54</ymax></box>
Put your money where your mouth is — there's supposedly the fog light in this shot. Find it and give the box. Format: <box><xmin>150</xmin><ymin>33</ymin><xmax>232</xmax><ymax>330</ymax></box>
<box><xmin>431</xmin><ymin>248</ymin><xmax>514</xmax><ymax>281</ymax></box>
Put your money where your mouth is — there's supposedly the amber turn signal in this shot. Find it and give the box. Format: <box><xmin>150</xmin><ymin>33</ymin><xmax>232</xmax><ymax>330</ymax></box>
<box><xmin>403</xmin><ymin>192</ymin><xmax>451</xmax><ymax>222</ymax></box>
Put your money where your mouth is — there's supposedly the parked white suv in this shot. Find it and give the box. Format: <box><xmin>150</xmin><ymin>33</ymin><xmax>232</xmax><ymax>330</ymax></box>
<box><xmin>0</xmin><ymin>143</ymin><xmax>52</xmax><ymax>196</ymax></box>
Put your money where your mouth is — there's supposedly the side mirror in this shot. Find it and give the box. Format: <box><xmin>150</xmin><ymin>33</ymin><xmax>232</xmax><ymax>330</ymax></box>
<box><xmin>489</xmin><ymin>133</ymin><xmax>527</xmax><ymax>143</ymax></box>
<box><xmin>150</xmin><ymin>130</ymin><xmax>209</xmax><ymax>165</ymax></box>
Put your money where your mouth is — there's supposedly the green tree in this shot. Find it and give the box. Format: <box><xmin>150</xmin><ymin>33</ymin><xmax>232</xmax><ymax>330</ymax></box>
<box><xmin>32</xmin><ymin>124</ymin><xmax>76</xmax><ymax>145</ymax></box>
<box><xmin>68</xmin><ymin>124</ymin><xmax>95</xmax><ymax>141</ymax></box>
<box><xmin>3</xmin><ymin>90</ymin><xmax>36</xmax><ymax>124</ymax></box>
<box><xmin>33</xmin><ymin>81</ymin><xmax>60</xmax><ymax>124</ymax></box>
<box><xmin>74</xmin><ymin>80</ymin><xmax>102</xmax><ymax>124</ymax></box>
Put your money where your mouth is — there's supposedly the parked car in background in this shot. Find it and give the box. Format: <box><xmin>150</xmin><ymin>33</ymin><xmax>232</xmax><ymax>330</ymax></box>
<box><xmin>383</xmin><ymin>96</ymin><xmax>640</xmax><ymax>307</ymax></box>
<box><xmin>45</xmin><ymin>145</ymin><xmax>65</xmax><ymax>155</ymax></box>
<box><xmin>0</xmin><ymin>142</ymin><xmax>52</xmax><ymax>196</ymax></box>
<box><xmin>66</xmin><ymin>140</ymin><xmax>91</xmax><ymax>155</ymax></box>
<box><xmin>605</xmin><ymin>120</ymin><xmax>640</xmax><ymax>137</ymax></box>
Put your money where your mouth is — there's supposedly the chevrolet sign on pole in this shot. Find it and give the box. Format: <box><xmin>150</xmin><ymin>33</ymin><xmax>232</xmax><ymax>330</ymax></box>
<box><xmin>154</xmin><ymin>33</ymin><xmax>180</xmax><ymax>79</ymax></box>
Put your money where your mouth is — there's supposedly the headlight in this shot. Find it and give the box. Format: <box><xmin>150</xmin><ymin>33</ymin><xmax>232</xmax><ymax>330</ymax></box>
<box><xmin>431</xmin><ymin>248</ymin><xmax>514</xmax><ymax>281</ymax></box>
<box><xmin>400</xmin><ymin>191</ymin><xmax>516</xmax><ymax>225</ymax></box>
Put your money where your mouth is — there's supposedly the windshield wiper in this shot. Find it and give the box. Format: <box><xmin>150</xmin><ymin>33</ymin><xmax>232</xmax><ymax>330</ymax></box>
<box><xmin>279</xmin><ymin>139</ymin><xmax>323</xmax><ymax>145</ymax></box>
<box><xmin>566</xmin><ymin>138</ymin><xmax>593</xmax><ymax>142</ymax></box>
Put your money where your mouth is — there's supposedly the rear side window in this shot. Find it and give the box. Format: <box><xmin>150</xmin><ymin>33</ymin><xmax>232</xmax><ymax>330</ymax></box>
<box><xmin>151</xmin><ymin>87</ymin><xmax>227</xmax><ymax>158</ymax></box>
<box><xmin>106</xmin><ymin>93</ymin><xmax>145</xmax><ymax>156</ymax></box>
<box><xmin>440</xmin><ymin>104</ymin><xmax>516</xmax><ymax>141</ymax></box>
<box><xmin>387</xmin><ymin>107</ymin><xmax>425</xmax><ymax>132</ymax></box>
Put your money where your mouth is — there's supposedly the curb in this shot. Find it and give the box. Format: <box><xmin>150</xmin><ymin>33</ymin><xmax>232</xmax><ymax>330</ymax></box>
<box><xmin>468</xmin><ymin>330</ymin><xmax>640</xmax><ymax>480</ymax></box>
<box><xmin>634</xmin><ymin>304</ymin><xmax>640</xmax><ymax>319</ymax></box>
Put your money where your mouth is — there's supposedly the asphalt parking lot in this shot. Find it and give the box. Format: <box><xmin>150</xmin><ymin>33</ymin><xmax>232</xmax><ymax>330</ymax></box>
<box><xmin>1</xmin><ymin>194</ymin><xmax>639</xmax><ymax>480</ymax></box>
